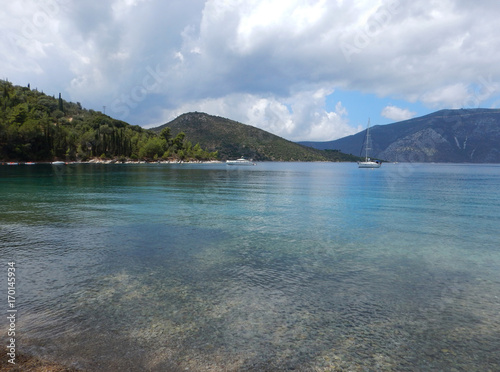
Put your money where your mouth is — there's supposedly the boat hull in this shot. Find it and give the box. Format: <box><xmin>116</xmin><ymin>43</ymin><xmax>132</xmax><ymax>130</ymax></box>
<box><xmin>226</xmin><ymin>161</ymin><xmax>255</xmax><ymax>166</ymax></box>
<box><xmin>226</xmin><ymin>158</ymin><xmax>255</xmax><ymax>166</ymax></box>
<box><xmin>358</xmin><ymin>161</ymin><xmax>381</xmax><ymax>168</ymax></box>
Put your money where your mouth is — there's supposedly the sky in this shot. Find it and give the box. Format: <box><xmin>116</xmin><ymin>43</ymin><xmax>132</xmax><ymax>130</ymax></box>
<box><xmin>2</xmin><ymin>0</ymin><xmax>500</xmax><ymax>141</ymax></box>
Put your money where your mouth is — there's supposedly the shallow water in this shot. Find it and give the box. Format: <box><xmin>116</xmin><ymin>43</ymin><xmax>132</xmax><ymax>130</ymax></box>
<box><xmin>1</xmin><ymin>162</ymin><xmax>499</xmax><ymax>371</ymax></box>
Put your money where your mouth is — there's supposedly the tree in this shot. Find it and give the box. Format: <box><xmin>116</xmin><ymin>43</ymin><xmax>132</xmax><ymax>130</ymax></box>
<box><xmin>9</xmin><ymin>104</ymin><xmax>28</xmax><ymax>124</ymax></box>
<box><xmin>172</xmin><ymin>132</ymin><xmax>185</xmax><ymax>151</ymax></box>
<box><xmin>138</xmin><ymin>137</ymin><xmax>165</xmax><ymax>159</ymax></box>
<box><xmin>58</xmin><ymin>93</ymin><xmax>64</xmax><ymax>112</ymax></box>
<box><xmin>160</xmin><ymin>127</ymin><xmax>171</xmax><ymax>144</ymax></box>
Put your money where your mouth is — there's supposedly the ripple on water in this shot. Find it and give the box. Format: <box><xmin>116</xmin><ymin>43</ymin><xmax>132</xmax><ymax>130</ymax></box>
<box><xmin>2</xmin><ymin>163</ymin><xmax>500</xmax><ymax>371</ymax></box>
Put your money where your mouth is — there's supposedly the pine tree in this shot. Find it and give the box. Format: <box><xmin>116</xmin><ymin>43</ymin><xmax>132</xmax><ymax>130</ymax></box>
<box><xmin>58</xmin><ymin>93</ymin><xmax>64</xmax><ymax>112</ymax></box>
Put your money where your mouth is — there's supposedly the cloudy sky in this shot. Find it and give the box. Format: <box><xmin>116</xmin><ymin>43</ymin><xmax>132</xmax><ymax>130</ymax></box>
<box><xmin>2</xmin><ymin>0</ymin><xmax>500</xmax><ymax>141</ymax></box>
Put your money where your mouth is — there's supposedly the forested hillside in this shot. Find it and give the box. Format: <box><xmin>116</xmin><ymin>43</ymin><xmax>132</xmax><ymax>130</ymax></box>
<box><xmin>0</xmin><ymin>80</ymin><xmax>217</xmax><ymax>162</ymax></box>
<box><xmin>153</xmin><ymin>112</ymin><xmax>362</xmax><ymax>162</ymax></box>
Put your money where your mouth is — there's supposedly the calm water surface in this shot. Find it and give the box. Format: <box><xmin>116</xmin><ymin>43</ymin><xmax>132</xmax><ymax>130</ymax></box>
<box><xmin>1</xmin><ymin>162</ymin><xmax>499</xmax><ymax>371</ymax></box>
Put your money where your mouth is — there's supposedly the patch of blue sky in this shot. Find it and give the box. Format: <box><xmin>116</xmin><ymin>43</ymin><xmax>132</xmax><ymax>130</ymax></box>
<box><xmin>325</xmin><ymin>89</ymin><xmax>429</xmax><ymax>130</ymax></box>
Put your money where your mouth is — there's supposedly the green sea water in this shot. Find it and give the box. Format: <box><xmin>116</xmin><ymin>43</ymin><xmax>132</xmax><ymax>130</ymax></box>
<box><xmin>1</xmin><ymin>162</ymin><xmax>499</xmax><ymax>371</ymax></box>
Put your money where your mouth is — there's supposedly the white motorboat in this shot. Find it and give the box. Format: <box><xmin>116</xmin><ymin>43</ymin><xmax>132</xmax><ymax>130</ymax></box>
<box><xmin>226</xmin><ymin>157</ymin><xmax>256</xmax><ymax>166</ymax></box>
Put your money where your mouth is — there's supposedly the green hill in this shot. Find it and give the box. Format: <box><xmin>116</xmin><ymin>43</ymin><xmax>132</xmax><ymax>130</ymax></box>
<box><xmin>0</xmin><ymin>79</ymin><xmax>360</xmax><ymax>163</ymax></box>
<box><xmin>0</xmin><ymin>80</ymin><xmax>216</xmax><ymax>162</ymax></box>
<box><xmin>152</xmin><ymin>112</ymin><xmax>360</xmax><ymax>162</ymax></box>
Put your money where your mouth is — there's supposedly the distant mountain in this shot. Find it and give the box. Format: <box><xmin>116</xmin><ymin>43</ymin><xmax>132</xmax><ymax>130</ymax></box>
<box><xmin>151</xmin><ymin>112</ymin><xmax>361</xmax><ymax>162</ymax></box>
<box><xmin>299</xmin><ymin>109</ymin><xmax>500</xmax><ymax>163</ymax></box>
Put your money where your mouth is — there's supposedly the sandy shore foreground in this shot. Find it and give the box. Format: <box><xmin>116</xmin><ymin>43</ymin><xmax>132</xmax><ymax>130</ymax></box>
<box><xmin>1</xmin><ymin>353</ymin><xmax>80</xmax><ymax>372</ymax></box>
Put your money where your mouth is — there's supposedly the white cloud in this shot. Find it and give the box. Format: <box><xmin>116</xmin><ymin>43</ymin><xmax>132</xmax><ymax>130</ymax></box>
<box><xmin>420</xmin><ymin>84</ymin><xmax>470</xmax><ymax>108</ymax></box>
<box><xmin>381</xmin><ymin>105</ymin><xmax>417</xmax><ymax>122</ymax></box>
<box><xmin>155</xmin><ymin>87</ymin><xmax>355</xmax><ymax>141</ymax></box>
<box><xmin>159</xmin><ymin>0</ymin><xmax>500</xmax><ymax>114</ymax></box>
<box><xmin>2</xmin><ymin>0</ymin><xmax>500</xmax><ymax>139</ymax></box>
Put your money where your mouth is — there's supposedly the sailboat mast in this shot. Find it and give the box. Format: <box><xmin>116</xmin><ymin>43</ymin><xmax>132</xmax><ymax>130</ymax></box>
<box><xmin>365</xmin><ymin>119</ymin><xmax>370</xmax><ymax>161</ymax></box>
<box><xmin>358</xmin><ymin>118</ymin><xmax>381</xmax><ymax>168</ymax></box>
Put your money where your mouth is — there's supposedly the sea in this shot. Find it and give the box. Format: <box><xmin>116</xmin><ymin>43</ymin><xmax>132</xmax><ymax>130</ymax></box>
<box><xmin>1</xmin><ymin>162</ymin><xmax>499</xmax><ymax>371</ymax></box>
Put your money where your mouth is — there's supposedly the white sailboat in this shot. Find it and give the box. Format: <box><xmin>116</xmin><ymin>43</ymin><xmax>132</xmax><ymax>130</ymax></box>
<box><xmin>358</xmin><ymin>119</ymin><xmax>381</xmax><ymax>168</ymax></box>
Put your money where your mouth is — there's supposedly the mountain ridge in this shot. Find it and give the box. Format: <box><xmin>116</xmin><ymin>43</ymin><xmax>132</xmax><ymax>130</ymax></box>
<box><xmin>298</xmin><ymin>108</ymin><xmax>500</xmax><ymax>163</ymax></box>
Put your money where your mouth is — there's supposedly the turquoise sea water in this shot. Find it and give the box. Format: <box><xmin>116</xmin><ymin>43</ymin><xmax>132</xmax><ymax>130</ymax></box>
<box><xmin>1</xmin><ymin>162</ymin><xmax>499</xmax><ymax>371</ymax></box>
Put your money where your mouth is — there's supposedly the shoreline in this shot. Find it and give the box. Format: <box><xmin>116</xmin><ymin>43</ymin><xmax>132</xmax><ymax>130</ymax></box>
<box><xmin>1</xmin><ymin>159</ymin><xmax>224</xmax><ymax>165</ymax></box>
<box><xmin>0</xmin><ymin>159</ymin><xmax>361</xmax><ymax>165</ymax></box>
